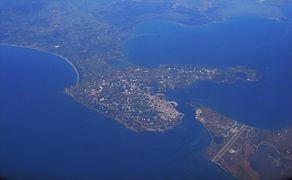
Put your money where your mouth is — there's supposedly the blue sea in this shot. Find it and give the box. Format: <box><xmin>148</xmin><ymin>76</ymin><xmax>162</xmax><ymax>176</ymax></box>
<box><xmin>1</xmin><ymin>17</ymin><xmax>292</xmax><ymax>179</ymax></box>
<box><xmin>125</xmin><ymin>17</ymin><xmax>292</xmax><ymax>129</ymax></box>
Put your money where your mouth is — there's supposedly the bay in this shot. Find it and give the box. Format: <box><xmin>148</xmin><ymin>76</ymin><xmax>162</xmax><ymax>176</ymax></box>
<box><xmin>0</xmin><ymin>45</ymin><xmax>228</xmax><ymax>179</ymax></box>
<box><xmin>124</xmin><ymin>17</ymin><xmax>292</xmax><ymax>130</ymax></box>
<box><xmin>2</xmin><ymin>16</ymin><xmax>291</xmax><ymax>180</ymax></box>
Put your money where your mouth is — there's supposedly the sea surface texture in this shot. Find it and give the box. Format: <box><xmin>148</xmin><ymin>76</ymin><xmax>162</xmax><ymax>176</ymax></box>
<box><xmin>1</xmin><ymin>16</ymin><xmax>292</xmax><ymax>179</ymax></box>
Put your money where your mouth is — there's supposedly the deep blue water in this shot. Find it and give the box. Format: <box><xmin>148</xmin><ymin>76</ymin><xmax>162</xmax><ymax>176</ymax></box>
<box><xmin>1</xmin><ymin>16</ymin><xmax>292</xmax><ymax>180</ymax></box>
<box><xmin>125</xmin><ymin>17</ymin><xmax>292</xmax><ymax>130</ymax></box>
<box><xmin>0</xmin><ymin>46</ymin><xmax>230</xmax><ymax>179</ymax></box>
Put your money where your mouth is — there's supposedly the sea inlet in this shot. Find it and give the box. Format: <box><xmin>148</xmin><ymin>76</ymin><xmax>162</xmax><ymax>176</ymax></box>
<box><xmin>1</xmin><ymin>16</ymin><xmax>292</xmax><ymax>179</ymax></box>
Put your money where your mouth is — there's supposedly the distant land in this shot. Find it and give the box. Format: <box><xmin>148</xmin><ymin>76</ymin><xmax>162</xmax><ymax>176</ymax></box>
<box><xmin>1</xmin><ymin>0</ymin><xmax>290</xmax><ymax>132</ymax></box>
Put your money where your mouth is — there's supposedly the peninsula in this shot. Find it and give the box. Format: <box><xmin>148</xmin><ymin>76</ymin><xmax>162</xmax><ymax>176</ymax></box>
<box><xmin>0</xmin><ymin>0</ymin><xmax>290</xmax><ymax>132</ymax></box>
<box><xmin>66</xmin><ymin>65</ymin><xmax>259</xmax><ymax>132</ymax></box>
<box><xmin>194</xmin><ymin>105</ymin><xmax>292</xmax><ymax>179</ymax></box>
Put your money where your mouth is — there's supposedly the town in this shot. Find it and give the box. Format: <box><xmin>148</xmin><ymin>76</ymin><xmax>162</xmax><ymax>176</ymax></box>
<box><xmin>65</xmin><ymin>64</ymin><xmax>259</xmax><ymax>132</ymax></box>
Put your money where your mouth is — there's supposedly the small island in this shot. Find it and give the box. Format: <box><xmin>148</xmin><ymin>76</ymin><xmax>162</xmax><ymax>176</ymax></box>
<box><xmin>194</xmin><ymin>105</ymin><xmax>292</xmax><ymax>179</ymax></box>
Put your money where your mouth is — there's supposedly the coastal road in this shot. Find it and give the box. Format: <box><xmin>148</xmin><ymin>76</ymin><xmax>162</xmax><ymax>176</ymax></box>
<box><xmin>212</xmin><ymin>125</ymin><xmax>248</xmax><ymax>163</ymax></box>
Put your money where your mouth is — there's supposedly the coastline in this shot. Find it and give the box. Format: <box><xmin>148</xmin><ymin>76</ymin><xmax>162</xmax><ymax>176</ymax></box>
<box><xmin>64</xmin><ymin>88</ymin><xmax>184</xmax><ymax>133</ymax></box>
<box><xmin>0</xmin><ymin>44</ymin><xmax>80</xmax><ymax>85</ymax></box>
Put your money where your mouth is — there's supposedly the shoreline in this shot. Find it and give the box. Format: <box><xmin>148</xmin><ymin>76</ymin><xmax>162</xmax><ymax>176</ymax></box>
<box><xmin>0</xmin><ymin>44</ymin><xmax>80</xmax><ymax>85</ymax></box>
<box><xmin>64</xmin><ymin>89</ymin><xmax>183</xmax><ymax>133</ymax></box>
